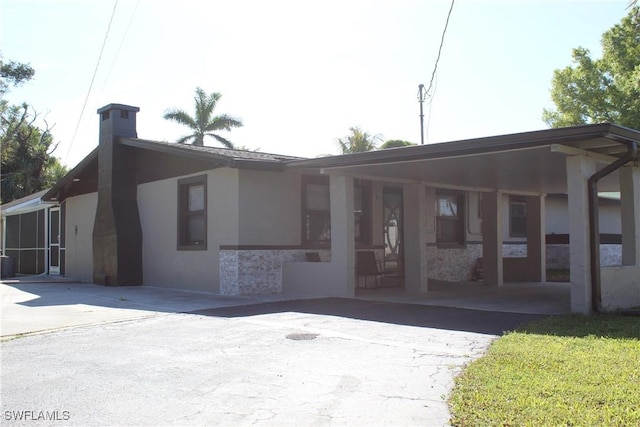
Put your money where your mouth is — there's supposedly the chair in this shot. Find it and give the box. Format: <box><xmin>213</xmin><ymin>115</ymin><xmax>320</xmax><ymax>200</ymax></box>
<box><xmin>305</xmin><ymin>252</ymin><xmax>321</xmax><ymax>262</ymax></box>
<box><xmin>472</xmin><ymin>257</ymin><xmax>483</xmax><ymax>281</ymax></box>
<box><xmin>356</xmin><ymin>251</ymin><xmax>384</xmax><ymax>288</ymax></box>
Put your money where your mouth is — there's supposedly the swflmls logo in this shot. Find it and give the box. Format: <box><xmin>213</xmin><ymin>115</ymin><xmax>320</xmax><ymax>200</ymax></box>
<box><xmin>4</xmin><ymin>410</ymin><xmax>71</xmax><ymax>421</ymax></box>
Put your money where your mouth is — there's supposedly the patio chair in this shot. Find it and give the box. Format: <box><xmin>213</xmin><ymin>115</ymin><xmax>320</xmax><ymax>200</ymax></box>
<box><xmin>356</xmin><ymin>251</ymin><xmax>384</xmax><ymax>289</ymax></box>
<box><xmin>472</xmin><ymin>257</ymin><xmax>483</xmax><ymax>281</ymax></box>
<box><xmin>305</xmin><ymin>252</ymin><xmax>321</xmax><ymax>262</ymax></box>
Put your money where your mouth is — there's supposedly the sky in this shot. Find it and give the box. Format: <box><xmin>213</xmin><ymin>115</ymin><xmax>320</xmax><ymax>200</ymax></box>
<box><xmin>0</xmin><ymin>0</ymin><xmax>632</xmax><ymax>168</ymax></box>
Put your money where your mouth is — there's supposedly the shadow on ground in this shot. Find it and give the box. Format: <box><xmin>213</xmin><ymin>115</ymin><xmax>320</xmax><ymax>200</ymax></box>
<box><xmin>3</xmin><ymin>279</ymin><xmax>548</xmax><ymax>337</ymax></box>
<box><xmin>191</xmin><ymin>297</ymin><xmax>547</xmax><ymax>336</ymax></box>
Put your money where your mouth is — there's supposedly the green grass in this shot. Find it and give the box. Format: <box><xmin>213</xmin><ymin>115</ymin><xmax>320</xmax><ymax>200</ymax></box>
<box><xmin>449</xmin><ymin>315</ymin><xmax>640</xmax><ymax>426</ymax></box>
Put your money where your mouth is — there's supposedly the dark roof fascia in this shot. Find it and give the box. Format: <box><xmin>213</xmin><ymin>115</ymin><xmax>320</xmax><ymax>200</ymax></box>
<box><xmin>286</xmin><ymin>123</ymin><xmax>640</xmax><ymax>169</ymax></box>
<box><xmin>603</xmin><ymin>123</ymin><xmax>640</xmax><ymax>143</ymax></box>
<box><xmin>42</xmin><ymin>147</ymin><xmax>99</xmax><ymax>201</ymax></box>
<box><xmin>120</xmin><ymin>138</ymin><xmax>287</xmax><ymax>171</ymax></box>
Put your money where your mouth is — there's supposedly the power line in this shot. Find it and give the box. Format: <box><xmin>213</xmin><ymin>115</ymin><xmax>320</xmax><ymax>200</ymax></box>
<box><xmin>425</xmin><ymin>73</ymin><xmax>438</xmax><ymax>144</ymax></box>
<box><xmin>425</xmin><ymin>0</ymin><xmax>455</xmax><ymax>97</ymax></box>
<box><xmin>64</xmin><ymin>0</ymin><xmax>119</xmax><ymax>164</ymax></box>
<box><xmin>418</xmin><ymin>0</ymin><xmax>455</xmax><ymax>144</ymax></box>
<box><xmin>102</xmin><ymin>0</ymin><xmax>139</xmax><ymax>94</ymax></box>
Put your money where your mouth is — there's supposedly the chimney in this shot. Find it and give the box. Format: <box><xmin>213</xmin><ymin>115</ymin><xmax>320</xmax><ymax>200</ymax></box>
<box><xmin>93</xmin><ymin>104</ymin><xmax>143</xmax><ymax>286</ymax></box>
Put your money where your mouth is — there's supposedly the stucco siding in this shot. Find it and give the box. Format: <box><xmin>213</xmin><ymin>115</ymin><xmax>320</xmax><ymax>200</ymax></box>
<box><xmin>545</xmin><ymin>197</ymin><xmax>569</xmax><ymax>235</ymax></box>
<box><xmin>546</xmin><ymin>196</ymin><xmax>621</xmax><ymax>235</ymax></box>
<box><xmin>64</xmin><ymin>192</ymin><xmax>97</xmax><ymax>282</ymax></box>
<box><xmin>601</xmin><ymin>265</ymin><xmax>640</xmax><ymax>311</ymax></box>
<box><xmin>597</xmin><ymin>204</ymin><xmax>621</xmax><ymax>234</ymax></box>
<box><xmin>137</xmin><ymin>168</ymin><xmax>239</xmax><ymax>292</ymax></box>
<box><xmin>237</xmin><ymin>169</ymin><xmax>301</xmax><ymax>245</ymax></box>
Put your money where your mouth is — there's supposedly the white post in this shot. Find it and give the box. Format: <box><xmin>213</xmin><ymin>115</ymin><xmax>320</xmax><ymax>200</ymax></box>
<box><xmin>566</xmin><ymin>155</ymin><xmax>596</xmax><ymax>314</ymax></box>
<box><xmin>330</xmin><ymin>175</ymin><xmax>355</xmax><ymax>297</ymax></box>
<box><xmin>403</xmin><ymin>183</ymin><xmax>429</xmax><ymax>293</ymax></box>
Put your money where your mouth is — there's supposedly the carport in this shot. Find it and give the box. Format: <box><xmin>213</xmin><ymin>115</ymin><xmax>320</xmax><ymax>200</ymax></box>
<box><xmin>288</xmin><ymin>123</ymin><xmax>640</xmax><ymax>314</ymax></box>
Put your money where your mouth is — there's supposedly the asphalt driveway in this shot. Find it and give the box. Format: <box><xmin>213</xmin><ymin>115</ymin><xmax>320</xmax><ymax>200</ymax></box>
<box><xmin>1</xmin><ymin>281</ymin><xmax>544</xmax><ymax>426</ymax></box>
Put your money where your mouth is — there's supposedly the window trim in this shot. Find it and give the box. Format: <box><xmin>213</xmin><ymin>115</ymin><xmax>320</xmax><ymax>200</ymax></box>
<box><xmin>435</xmin><ymin>190</ymin><xmax>466</xmax><ymax>246</ymax></box>
<box><xmin>177</xmin><ymin>174</ymin><xmax>207</xmax><ymax>251</ymax></box>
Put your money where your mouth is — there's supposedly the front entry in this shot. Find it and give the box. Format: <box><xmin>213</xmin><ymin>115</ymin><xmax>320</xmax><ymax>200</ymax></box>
<box><xmin>49</xmin><ymin>207</ymin><xmax>60</xmax><ymax>275</ymax></box>
<box><xmin>383</xmin><ymin>187</ymin><xmax>404</xmax><ymax>277</ymax></box>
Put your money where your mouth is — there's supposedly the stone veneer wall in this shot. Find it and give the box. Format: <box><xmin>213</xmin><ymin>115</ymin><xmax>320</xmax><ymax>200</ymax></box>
<box><xmin>427</xmin><ymin>243</ymin><xmax>622</xmax><ymax>281</ymax></box>
<box><xmin>426</xmin><ymin>244</ymin><xmax>483</xmax><ymax>283</ymax></box>
<box><xmin>220</xmin><ymin>249</ymin><xmax>331</xmax><ymax>295</ymax></box>
<box><xmin>547</xmin><ymin>244</ymin><xmax>621</xmax><ymax>269</ymax></box>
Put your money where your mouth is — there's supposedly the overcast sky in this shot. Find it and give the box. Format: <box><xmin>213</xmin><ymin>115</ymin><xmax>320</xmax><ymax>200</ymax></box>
<box><xmin>1</xmin><ymin>0</ymin><xmax>630</xmax><ymax>167</ymax></box>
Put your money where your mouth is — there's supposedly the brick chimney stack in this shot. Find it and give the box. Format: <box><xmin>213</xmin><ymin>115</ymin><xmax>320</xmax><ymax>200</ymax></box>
<box><xmin>93</xmin><ymin>104</ymin><xmax>143</xmax><ymax>286</ymax></box>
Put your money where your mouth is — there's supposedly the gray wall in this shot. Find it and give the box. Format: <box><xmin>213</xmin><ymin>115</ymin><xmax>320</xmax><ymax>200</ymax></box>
<box><xmin>546</xmin><ymin>196</ymin><xmax>621</xmax><ymax>235</ymax></box>
<box><xmin>137</xmin><ymin>168</ymin><xmax>240</xmax><ymax>292</ymax></box>
<box><xmin>237</xmin><ymin>169</ymin><xmax>302</xmax><ymax>245</ymax></box>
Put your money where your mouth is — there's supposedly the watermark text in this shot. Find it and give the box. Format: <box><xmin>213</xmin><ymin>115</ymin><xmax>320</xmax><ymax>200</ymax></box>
<box><xmin>4</xmin><ymin>410</ymin><xmax>70</xmax><ymax>422</ymax></box>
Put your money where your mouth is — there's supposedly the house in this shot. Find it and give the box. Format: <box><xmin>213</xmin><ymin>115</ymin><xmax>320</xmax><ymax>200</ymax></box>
<box><xmin>14</xmin><ymin>103</ymin><xmax>640</xmax><ymax>313</ymax></box>
<box><xmin>2</xmin><ymin>188</ymin><xmax>621</xmax><ymax>279</ymax></box>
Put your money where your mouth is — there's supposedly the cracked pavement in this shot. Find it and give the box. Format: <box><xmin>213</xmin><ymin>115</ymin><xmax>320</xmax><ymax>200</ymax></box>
<box><xmin>1</xmin><ymin>282</ymin><xmax>543</xmax><ymax>426</ymax></box>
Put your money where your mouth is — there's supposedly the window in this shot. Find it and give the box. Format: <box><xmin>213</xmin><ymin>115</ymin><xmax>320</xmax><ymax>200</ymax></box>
<box><xmin>436</xmin><ymin>190</ymin><xmax>465</xmax><ymax>245</ymax></box>
<box><xmin>302</xmin><ymin>176</ymin><xmax>331</xmax><ymax>245</ymax></box>
<box><xmin>509</xmin><ymin>196</ymin><xmax>527</xmax><ymax>238</ymax></box>
<box><xmin>178</xmin><ymin>175</ymin><xmax>207</xmax><ymax>250</ymax></box>
<box><xmin>301</xmin><ymin>176</ymin><xmax>372</xmax><ymax>246</ymax></box>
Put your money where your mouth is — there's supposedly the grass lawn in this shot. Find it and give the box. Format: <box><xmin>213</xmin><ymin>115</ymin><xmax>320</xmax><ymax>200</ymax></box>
<box><xmin>449</xmin><ymin>314</ymin><xmax>640</xmax><ymax>426</ymax></box>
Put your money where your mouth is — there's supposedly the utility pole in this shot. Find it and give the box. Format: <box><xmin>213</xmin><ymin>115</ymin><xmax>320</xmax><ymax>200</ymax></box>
<box><xmin>418</xmin><ymin>84</ymin><xmax>426</xmax><ymax>145</ymax></box>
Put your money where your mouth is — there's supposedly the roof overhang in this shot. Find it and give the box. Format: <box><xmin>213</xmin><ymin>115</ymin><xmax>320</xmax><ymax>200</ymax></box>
<box><xmin>120</xmin><ymin>138</ymin><xmax>289</xmax><ymax>171</ymax></box>
<box><xmin>42</xmin><ymin>138</ymin><xmax>293</xmax><ymax>202</ymax></box>
<box><xmin>42</xmin><ymin>147</ymin><xmax>99</xmax><ymax>202</ymax></box>
<box><xmin>286</xmin><ymin>123</ymin><xmax>640</xmax><ymax>194</ymax></box>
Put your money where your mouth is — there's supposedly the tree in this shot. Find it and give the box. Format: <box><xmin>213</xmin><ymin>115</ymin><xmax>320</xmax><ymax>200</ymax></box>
<box><xmin>0</xmin><ymin>57</ymin><xmax>35</xmax><ymax>97</ymax></box>
<box><xmin>542</xmin><ymin>7</ymin><xmax>640</xmax><ymax>129</ymax></box>
<box><xmin>337</xmin><ymin>127</ymin><xmax>382</xmax><ymax>154</ymax></box>
<box><xmin>1</xmin><ymin>103</ymin><xmax>67</xmax><ymax>203</ymax></box>
<box><xmin>163</xmin><ymin>87</ymin><xmax>243</xmax><ymax>148</ymax></box>
<box><xmin>379</xmin><ymin>139</ymin><xmax>416</xmax><ymax>149</ymax></box>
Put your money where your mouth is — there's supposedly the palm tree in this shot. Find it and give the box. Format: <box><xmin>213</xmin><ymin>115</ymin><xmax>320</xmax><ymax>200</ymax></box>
<box><xmin>163</xmin><ymin>87</ymin><xmax>243</xmax><ymax>148</ymax></box>
<box><xmin>337</xmin><ymin>127</ymin><xmax>382</xmax><ymax>154</ymax></box>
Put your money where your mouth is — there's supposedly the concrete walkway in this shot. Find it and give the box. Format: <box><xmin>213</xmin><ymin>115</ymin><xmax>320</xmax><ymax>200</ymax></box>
<box><xmin>1</xmin><ymin>277</ymin><xmax>550</xmax><ymax>426</ymax></box>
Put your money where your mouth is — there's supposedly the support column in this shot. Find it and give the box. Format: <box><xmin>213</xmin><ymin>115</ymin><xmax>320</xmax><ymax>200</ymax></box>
<box><xmin>330</xmin><ymin>175</ymin><xmax>355</xmax><ymax>297</ymax></box>
<box><xmin>482</xmin><ymin>191</ymin><xmax>503</xmax><ymax>286</ymax></box>
<box><xmin>566</xmin><ymin>155</ymin><xmax>596</xmax><ymax>314</ymax></box>
<box><xmin>526</xmin><ymin>195</ymin><xmax>546</xmax><ymax>282</ymax></box>
<box><xmin>403</xmin><ymin>183</ymin><xmax>429</xmax><ymax>293</ymax></box>
<box><xmin>620</xmin><ymin>166</ymin><xmax>640</xmax><ymax>266</ymax></box>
